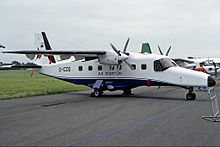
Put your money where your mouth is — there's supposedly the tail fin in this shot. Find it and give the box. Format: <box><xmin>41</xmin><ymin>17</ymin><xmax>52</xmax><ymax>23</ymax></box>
<box><xmin>33</xmin><ymin>32</ymin><xmax>56</xmax><ymax>64</ymax></box>
<box><xmin>141</xmin><ymin>43</ymin><xmax>152</xmax><ymax>54</ymax></box>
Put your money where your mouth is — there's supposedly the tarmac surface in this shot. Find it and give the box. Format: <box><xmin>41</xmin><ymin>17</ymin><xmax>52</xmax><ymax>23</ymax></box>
<box><xmin>0</xmin><ymin>84</ymin><xmax>220</xmax><ymax>146</ymax></box>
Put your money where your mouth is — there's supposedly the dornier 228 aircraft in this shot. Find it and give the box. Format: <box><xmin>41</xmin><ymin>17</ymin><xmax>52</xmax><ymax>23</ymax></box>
<box><xmin>2</xmin><ymin>32</ymin><xmax>216</xmax><ymax>100</ymax></box>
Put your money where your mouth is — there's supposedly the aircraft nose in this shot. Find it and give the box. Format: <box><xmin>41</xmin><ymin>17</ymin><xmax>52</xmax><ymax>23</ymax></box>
<box><xmin>208</xmin><ymin>76</ymin><xmax>216</xmax><ymax>87</ymax></box>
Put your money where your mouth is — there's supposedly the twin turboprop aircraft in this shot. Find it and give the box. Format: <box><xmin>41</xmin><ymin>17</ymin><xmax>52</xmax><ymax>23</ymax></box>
<box><xmin>2</xmin><ymin>32</ymin><xmax>216</xmax><ymax>100</ymax></box>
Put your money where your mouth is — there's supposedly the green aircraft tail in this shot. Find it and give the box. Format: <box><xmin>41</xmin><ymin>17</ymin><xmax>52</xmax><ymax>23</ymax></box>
<box><xmin>141</xmin><ymin>43</ymin><xmax>152</xmax><ymax>54</ymax></box>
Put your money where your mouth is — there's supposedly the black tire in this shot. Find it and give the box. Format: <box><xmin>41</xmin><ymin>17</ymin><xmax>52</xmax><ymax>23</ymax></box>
<box><xmin>186</xmin><ymin>93</ymin><xmax>196</xmax><ymax>100</ymax></box>
<box><xmin>93</xmin><ymin>89</ymin><xmax>103</xmax><ymax>97</ymax></box>
<box><xmin>123</xmin><ymin>89</ymin><xmax>132</xmax><ymax>95</ymax></box>
<box><xmin>192</xmin><ymin>93</ymin><xmax>196</xmax><ymax>100</ymax></box>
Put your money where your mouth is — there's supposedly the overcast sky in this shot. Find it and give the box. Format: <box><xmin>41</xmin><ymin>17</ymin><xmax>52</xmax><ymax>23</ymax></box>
<box><xmin>1</xmin><ymin>0</ymin><xmax>220</xmax><ymax>63</ymax></box>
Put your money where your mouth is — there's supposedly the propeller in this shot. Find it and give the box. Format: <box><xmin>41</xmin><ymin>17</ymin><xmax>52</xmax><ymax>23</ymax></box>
<box><xmin>158</xmin><ymin>45</ymin><xmax>172</xmax><ymax>56</ymax></box>
<box><xmin>110</xmin><ymin>38</ymin><xmax>134</xmax><ymax>70</ymax></box>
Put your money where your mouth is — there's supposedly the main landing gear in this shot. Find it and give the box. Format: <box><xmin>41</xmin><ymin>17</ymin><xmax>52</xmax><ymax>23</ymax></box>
<box><xmin>90</xmin><ymin>88</ymin><xmax>103</xmax><ymax>97</ymax></box>
<box><xmin>186</xmin><ymin>87</ymin><xmax>196</xmax><ymax>100</ymax></box>
<box><xmin>122</xmin><ymin>89</ymin><xmax>133</xmax><ymax>96</ymax></box>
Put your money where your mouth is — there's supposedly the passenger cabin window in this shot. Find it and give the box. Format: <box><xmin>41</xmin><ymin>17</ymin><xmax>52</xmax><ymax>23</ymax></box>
<box><xmin>78</xmin><ymin>66</ymin><xmax>83</xmax><ymax>71</ymax></box>
<box><xmin>98</xmin><ymin>65</ymin><xmax>102</xmax><ymax>71</ymax></box>
<box><xmin>154</xmin><ymin>58</ymin><xmax>175</xmax><ymax>72</ymax></box>
<box><xmin>88</xmin><ymin>66</ymin><xmax>93</xmax><ymax>71</ymax></box>
<box><xmin>141</xmin><ymin>64</ymin><xmax>147</xmax><ymax>70</ymax></box>
<box><xmin>117</xmin><ymin>65</ymin><xmax>122</xmax><ymax>70</ymax></box>
<box><xmin>110</xmin><ymin>66</ymin><xmax>114</xmax><ymax>70</ymax></box>
<box><xmin>131</xmin><ymin>64</ymin><xmax>136</xmax><ymax>70</ymax></box>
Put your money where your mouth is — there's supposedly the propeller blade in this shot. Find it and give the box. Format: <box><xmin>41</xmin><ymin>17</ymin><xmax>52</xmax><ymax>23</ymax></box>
<box><xmin>123</xmin><ymin>38</ymin><xmax>130</xmax><ymax>53</ymax></box>
<box><xmin>110</xmin><ymin>43</ymin><xmax>121</xmax><ymax>56</ymax></box>
<box><xmin>213</xmin><ymin>62</ymin><xmax>218</xmax><ymax>77</ymax></box>
<box><xmin>124</xmin><ymin>60</ymin><xmax>134</xmax><ymax>70</ymax></box>
<box><xmin>166</xmin><ymin>46</ymin><xmax>171</xmax><ymax>56</ymax></box>
<box><xmin>158</xmin><ymin>45</ymin><xmax>163</xmax><ymax>55</ymax></box>
<box><xmin>213</xmin><ymin>62</ymin><xmax>216</xmax><ymax>68</ymax></box>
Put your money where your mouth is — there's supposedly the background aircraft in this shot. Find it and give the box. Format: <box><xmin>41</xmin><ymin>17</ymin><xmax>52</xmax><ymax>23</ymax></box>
<box><xmin>2</xmin><ymin>32</ymin><xmax>216</xmax><ymax>100</ymax></box>
<box><xmin>0</xmin><ymin>44</ymin><xmax>5</xmax><ymax>48</ymax></box>
<box><xmin>141</xmin><ymin>44</ymin><xmax>220</xmax><ymax>77</ymax></box>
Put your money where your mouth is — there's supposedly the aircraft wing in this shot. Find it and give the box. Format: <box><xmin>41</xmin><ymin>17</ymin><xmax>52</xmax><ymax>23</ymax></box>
<box><xmin>9</xmin><ymin>65</ymin><xmax>42</xmax><ymax>69</ymax></box>
<box><xmin>0</xmin><ymin>65</ymin><xmax>41</xmax><ymax>70</ymax></box>
<box><xmin>2</xmin><ymin>50</ymin><xmax>106</xmax><ymax>57</ymax></box>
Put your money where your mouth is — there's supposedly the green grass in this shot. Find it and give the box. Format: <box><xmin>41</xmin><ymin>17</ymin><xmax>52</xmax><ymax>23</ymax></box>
<box><xmin>0</xmin><ymin>70</ymin><xmax>90</xmax><ymax>100</ymax></box>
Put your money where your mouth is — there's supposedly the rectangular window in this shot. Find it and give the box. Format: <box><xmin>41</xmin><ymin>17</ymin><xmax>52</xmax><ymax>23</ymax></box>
<box><xmin>88</xmin><ymin>66</ymin><xmax>93</xmax><ymax>71</ymax></box>
<box><xmin>78</xmin><ymin>66</ymin><xmax>83</xmax><ymax>71</ymax></box>
<box><xmin>131</xmin><ymin>64</ymin><xmax>136</xmax><ymax>70</ymax></box>
<box><xmin>117</xmin><ymin>65</ymin><xmax>122</xmax><ymax>70</ymax></box>
<box><xmin>110</xmin><ymin>66</ymin><xmax>115</xmax><ymax>70</ymax></box>
<box><xmin>141</xmin><ymin>64</ymin><xmax>147</xmax><ymax>70</ymax></box>
<box><xmin>98</xmin><ymin>65</ymin><xmax>102</xmax><ymax>71</ymax></box>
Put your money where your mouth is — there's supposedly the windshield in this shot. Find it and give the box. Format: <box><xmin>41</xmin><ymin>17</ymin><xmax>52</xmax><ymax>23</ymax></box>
<box><xmin>154</xmin><ymin>58</ymin><xmax>175</xmax><ymax>71</ymax></box>
<box><xmin>199</xmin><ymin>61</ymin><xmax>209</xmax><ymax>67</ymax></box>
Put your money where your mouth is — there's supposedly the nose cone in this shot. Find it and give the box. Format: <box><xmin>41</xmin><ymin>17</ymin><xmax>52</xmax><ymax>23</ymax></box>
<box><xmin>208</xmin><ymin>76</ymin><xmax>216</xmax><ymax>87</ymax></box>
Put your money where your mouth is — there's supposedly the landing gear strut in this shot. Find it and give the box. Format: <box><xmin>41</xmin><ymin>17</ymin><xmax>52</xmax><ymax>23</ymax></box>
<box><xmin>90</xmin><ymin>88</ymin><xmax>103</xmax><ymax>97</ymax></box>
<box><xmin>122</xmin><ymin>89</ymin><xmax>133</xmax><ymax>96</ymax></box>
<box><xmin>186</xmin><ymin>87</ymin><xmax>196</xmax><ymax>100</ymax></box>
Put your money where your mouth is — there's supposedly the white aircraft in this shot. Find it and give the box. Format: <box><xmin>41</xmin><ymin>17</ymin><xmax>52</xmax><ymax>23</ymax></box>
<box><xmin>2</xmin><ymin>32</ymin><xmax>216</xmax><ymax>100</ymax></box>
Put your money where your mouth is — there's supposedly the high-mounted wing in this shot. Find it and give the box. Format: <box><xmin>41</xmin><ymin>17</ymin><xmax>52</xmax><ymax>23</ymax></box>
<box><xmin>2</xmin><ymin>50</ymin><xmax>106</xmax><ymax>56</ymax></box>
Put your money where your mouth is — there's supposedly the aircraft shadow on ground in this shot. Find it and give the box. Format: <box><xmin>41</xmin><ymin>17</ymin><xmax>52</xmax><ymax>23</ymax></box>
<box><xmin>58</xmin><ymin>90</ymin><xmax>209</xmax><ymax>103</ymax></box>
<box><xmin>74</xmin><ymin>92</ymin><xmax>208</xmax><ymax>102</ymax></box>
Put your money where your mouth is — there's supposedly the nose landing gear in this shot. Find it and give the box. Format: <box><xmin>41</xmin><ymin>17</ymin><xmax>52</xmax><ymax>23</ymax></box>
<box><xmin>186</xmin><ymin>87</ymin><xmax>196</xmax><ymax>100</ymax></box>
<box><xmin>90</xmin><ymin>88</ymin><xmax>103</xmax><ymax>97</ymax></box>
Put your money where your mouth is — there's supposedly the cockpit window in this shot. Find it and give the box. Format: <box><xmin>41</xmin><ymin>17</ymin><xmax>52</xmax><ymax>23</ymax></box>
<box><xmin>200</xmin><ymin>61</ymin><xmax>209</xmax><ymax>67</ymax></box>
<box><xmin>154</xmin><ymin>58</ymin><xmax>175</xmax><ymax>71</ymax></box>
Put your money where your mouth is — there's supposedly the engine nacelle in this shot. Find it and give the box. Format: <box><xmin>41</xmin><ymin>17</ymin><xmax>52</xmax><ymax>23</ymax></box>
<box><xmin>98</xmin><ymin>51</ymin><xmax>119</xmax><ymax>65</ymax></box>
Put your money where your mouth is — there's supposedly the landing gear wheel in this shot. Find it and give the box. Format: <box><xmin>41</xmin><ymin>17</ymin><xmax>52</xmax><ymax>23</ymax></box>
<box><xmin>186</xmin><ymin>92</ymin><xmax>196</xmax><ymax>100</ymax></box>
<box><xmin>123</xmin><ymin>89</ymin><xmax>132</xmax><ymax>95</ymax></box>
<box><xmin>92</xmin><ymin>89</ymin><xmax>103</xmax><ymax>97</ymax></box>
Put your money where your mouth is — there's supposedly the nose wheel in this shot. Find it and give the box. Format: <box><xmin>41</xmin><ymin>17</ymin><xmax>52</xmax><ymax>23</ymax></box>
<box><xmin>186</xmin><ymin>88</ymin><xmax>196</xmax><ymax>100</ymax></box>
<box><xmin>90</xmin><ymin>89</ymin><xmax>103</xmax><ymax>97</ymax></box>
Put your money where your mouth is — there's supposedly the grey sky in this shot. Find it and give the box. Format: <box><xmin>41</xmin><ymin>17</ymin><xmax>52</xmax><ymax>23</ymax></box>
<box><xmin>1</xmin><ymin>0</ymin><xmax>220</xmax><ymax>63</ymax></box>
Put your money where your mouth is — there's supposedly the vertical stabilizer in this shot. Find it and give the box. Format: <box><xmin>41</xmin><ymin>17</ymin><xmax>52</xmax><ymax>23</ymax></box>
<box><xmin>32</xmin><ymin>32</ymin><xmax>56</xmax><ymax>64</ymax></box>
<box><xmin>141</xmin><ymin>43</ymin><xmax>152</xmax><ymax>54</ymax></box>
